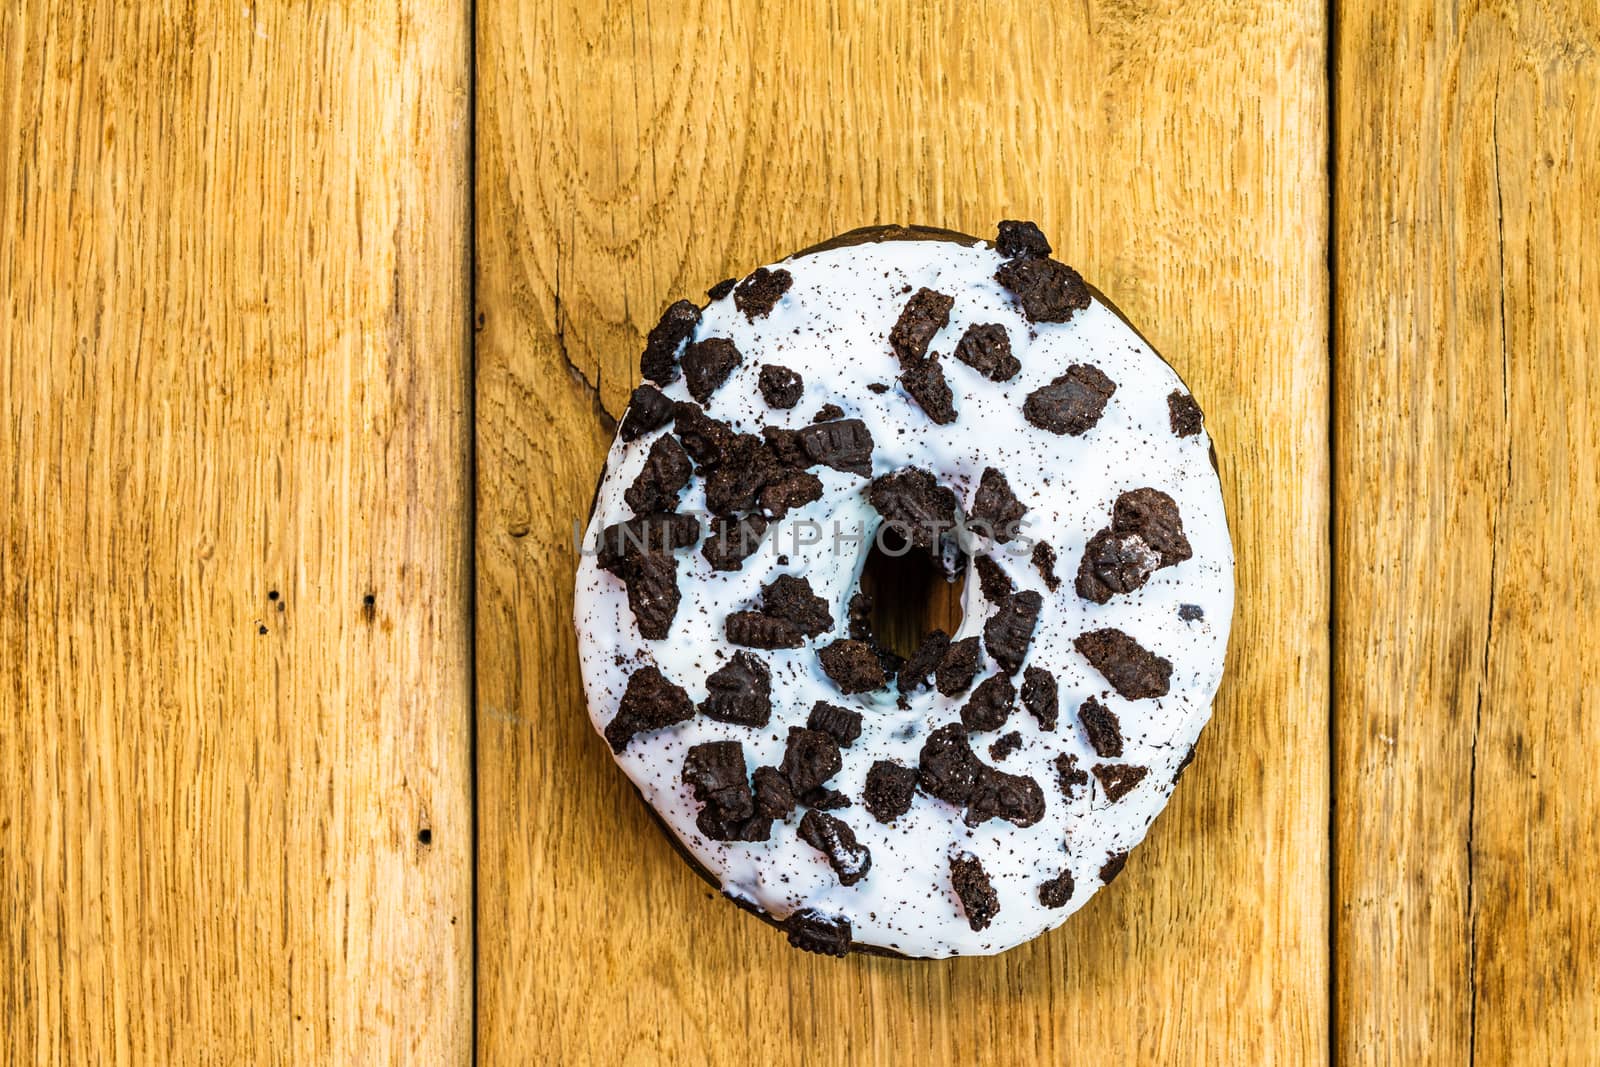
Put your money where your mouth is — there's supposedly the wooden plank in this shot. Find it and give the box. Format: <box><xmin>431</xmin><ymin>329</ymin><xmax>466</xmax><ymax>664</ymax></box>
<box><xmin>1333</xmin><ymin>3</ymin><xmax>1600</xmax><ymax>1062</ymax></box>
<box><xmin>475</xmin><ymin>1</ymin><xmax>1329</xmax><ymax>1062</ymax></box>
<box><xmin>0</xmin><ymin>2</ymin><xmax>473</xmax><ymax>1063</ymax></box>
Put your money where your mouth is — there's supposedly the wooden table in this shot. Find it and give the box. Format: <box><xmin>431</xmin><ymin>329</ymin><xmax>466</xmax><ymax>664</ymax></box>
<box><xmin>3</xmin><ymin>2</ymin><xmax>1595</xmax><ymax>1063</ymax></box>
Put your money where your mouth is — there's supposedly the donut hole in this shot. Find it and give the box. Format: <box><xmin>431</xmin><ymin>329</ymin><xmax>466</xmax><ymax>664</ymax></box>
<box><xmin>856</xmin><ymin>526</ymin><xmax>966</xmax><ymax>659</ymax></box>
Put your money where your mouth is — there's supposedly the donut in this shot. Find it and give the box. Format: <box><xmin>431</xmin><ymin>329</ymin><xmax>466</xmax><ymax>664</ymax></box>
<box><xmin>574</xmin><ymin>222</ymin><xmax>1233</xmax><ymax>958</ymax></box>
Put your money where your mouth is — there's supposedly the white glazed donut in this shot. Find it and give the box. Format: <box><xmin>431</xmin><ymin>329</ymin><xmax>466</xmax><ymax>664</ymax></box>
<box><xmin>574</xmin><ymin>223</ymin><xmax>1233</xmax><ymax>958</ymax></box>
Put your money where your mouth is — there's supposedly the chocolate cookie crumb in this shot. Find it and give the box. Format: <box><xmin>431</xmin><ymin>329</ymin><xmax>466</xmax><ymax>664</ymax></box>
<box><xmin>623</xmin><ymin>435</ymin><xmax>692</xmax><ymax>515</ymax></box>
<box><xmin>807</xmin><ymin>702</ymin><xmax>863</xmax><ymax>747</ymax></box>
<box><xmin>984</xmin><ymin>590</ymin><xmax>1042</xmax><ymax>674</ymax></box>
<box><xmin>966</xmin><ymin>764</ymin><xmax>1045</xmax><ymax>827</ymax></box>
<box><xmin>759</xmin><ymin>469</ymin><xmax>824</xmax><ymax>517</ymax></box>
<box><xmin>785</xmin><ymin>910</ymin><xmax>851</xmax><ymax>957</ymax></box>
<box><xmin>801</xmin><ymin>786</ymin><xmax>851</xmax><ymax>811</ymax></box>
<box><xmin>889</xmin><ymin>287</ymin><xmax>954</xmax><ymax>363</ymax></box>
<box><xmin>1075</xmin><ymin>628</ymin><xmax>1172</xmax><ymax>699</ymax></box>
<box><xmin>867</xmin><ymin>382</ymin><xmax>890</xmax><ymax>394</ymax></box>
<box><xmin>1099</xmin><ymin>850</ymin><xmax>1129</xmax><ymax>884</ymax></box>
<box><xmin>868</xmin><ymin>467</ymin><xmax>962</xmax><ymax>551</ymax></box>
<box><xmin>934</xmin><ymin>636</ymin><xmax>982</xmax><ymax>696</ymax></box>
<box><xmin>1179</xmin><ymin>603</ymin><xmax>1205</xmax><ymax>622</ymax></box>
<box><xmin>1168</xmin><ymin>390</ymin><xmax>1204</xmax><ymax>437</ymax></box>
<box><xmin>725</xmin><ymin>610</ymin><xmax>803</xmax><ymax>649</ymax></box>
<box><xmin>864</xmin><ymin>760</ymin><xmax>918</xmax><ymax>823</ymax></box>
<box><xmin>683</xmin><ymin>741</ymin><xmax>767</xmax><ymax>841</ymax></box>
<box><xmin>706</xmin><ymin>277</ymin><xmax>737</xmax><ymax>301</ymax></box>
<box><xmin>672</xmin><ymin>402</ymin><xmax>735</xmax><ymax>467</ymax></box>
<box><xmin>779</xmin><ymin>726</ymin><xmax>843</xmax><ymax>795</ymax></box>
<box><xmin>620</xmin><ymin>383</ymin><xmax>676</xmax><ymax>441</ymax></box>
<box><xmin>1023</xmin><ymin>363</ymin><xmax>1115</xmax><ymax>435</ymax></box>
<box><xmin>1054</xmin><ymin>752</ymin><xmax>1089</xmax><ymax>800</ymax></box>
<box><xmin>798</xmin><ymin>810</ymin><xmax>872</xmax><ymax>886</ymax></box>
<box><xmin>1077</xmin><ymin>696</ymin><xmax>1123</xmax><ymax>757</ymax></box>
<box><xmin>1113</xmin><ymin>488</ymin><xmax>1192</xmax><ymax>567</ymax></box>
<box><xmin>899</xmin><ymin>629</ymin><xmax>951</xmax><ymax>694</ymax></box>
<box><xmin>702</xmin><ymin>514</ymin><xmax>769</xmax><ymax>571</ymax></box>
<box><xmin>604</xmin><ymin>666</ymin><xmax>693</xmax><ymax>753</ymax></box>
<box><xmin>818</xmin><ymin>640</ymin><xmax>888</xmax><ymax>693</ymax></box>
<box><xmin>995</xmin><ymin>255</ymin><xmax>1091</xmax><ymax>323</ymax></box>
<box><xmin>622</xmin><ymin>552</ymin><xmax>680</xmax><ymax>640</ymax></box>
<box><xmin>812</xmin><ymin>403</ymin><xmax>845</xmax><ymax>422</ymax></box>
<box><xmin>682</xmin><ymin>337</ymin><xmax>742</xmax><ymax>405</ymax></box>
<box><xmin>762</xmin><ymin>574</ymin><xmax>833</xmax><ymax>636</ymax></box>
<box><xmin>953</xmin><ymin>323</ymin><xmax>1020</xmax><ymax>381</ymax></box>
<box><xmin>918</xmin><ymin>723</ymin><xmax>980</xmax><ymax>804</ymax></box>
<box><xmin>595</xmin><ymin>512</ymin><xmax>701</xmax><ymax>576</ymax></box>
<box><xmin>988</xmin><ymin>731</ymin><xmax>1023</xmax><ymax>760</ymax></box>
<box><xmin>1031</xmin><ymin>541</ymin><xmax>1060</xmax><ymax>591</ymax></box>
<box><xmin>791</xmin><ymin>419</ymin><xmax>875</xmax><ymax>476</ymax></box>
<box><xmin>640</xmin><ymin>299</ymin><xmax>700</xmax><ymax>384</ymax></box>
<box><xmin>996</xmin><ymin>219</ymin><xmax>1052</xmax><ymax>259</ymax></box>
<box><xmin>950</xmin><ymin>853</ymin><xmax>1000</xmax><ymax>931</ymax></box>
<box><xmin>970</xmin><ymin>467</ymin><xmax>1027</xmax><ymax>543</ymax></box>
<box><xmin>1076</xmin><ymin>529</ymin><xmax>1160</xmax><ymax>604</ymax></box>
<box><xmin>973</xmin><ymin>555</ymin><xmax>1014</xmax><ymax>602</ymax></box>
<box><xmin>1038</xmin><ymin>870</ymin><xmax>1075</xmax><ymax>908</ymax></box>
<box><xmin>1093</xmin><ymin>763</ymin><xmax>1149</xmax><ymax>802</ymax></box>
<box><xmin>1020</xmin><ymin>667</ymin><xmax>1059</xmax><ymax>730</ymax></box>
<box><xmin>759</xmin><ymin>364</ymin><xmax>804</xmax><ymax>408</ymax></box>
<box><xmin>901</xmin><ymin>355</ymin><xmax>958</xmax><ymax>424</ymax></box>
<box><xmin>734</xmin><ymin>267</ymin><xmax>792</xmax><ymax>320</ymax></box>
<box><xmin>960</xmin><ymin>672</ymin><xmax>1016</xmax><ymax>732</ymax></box>
<box><xmin>752</xmin><ymin>765</ymin><xmax>797</xmax><ymax>819</ymax></box>
<box><xmin>700</xmin><ymin>651</ymin><xmax>773</xmax><ymax>727</ymax></box>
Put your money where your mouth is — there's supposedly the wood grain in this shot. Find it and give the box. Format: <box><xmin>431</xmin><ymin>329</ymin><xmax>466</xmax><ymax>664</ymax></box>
<box><xmin>1334</xmin><ymin>3</ymin><xmax>1600</xmax><ymax>1063</ymax></box>
<box><xmin>474</xmin><ymin>1</ymin><xmax>1329</xmax><ymax>1063</ymax></box>
<box><xmin>0</xmin><ymin>3</ymin><xmax>473</xmax><ymax>1063</ymax></box>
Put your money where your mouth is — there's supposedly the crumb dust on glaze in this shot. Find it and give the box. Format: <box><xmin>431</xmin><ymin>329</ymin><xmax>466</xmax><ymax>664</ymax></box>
<box><xmin>573</xmin><ymin>228</ymin><xmax>1234</xmax><ymax>959</ymax></box>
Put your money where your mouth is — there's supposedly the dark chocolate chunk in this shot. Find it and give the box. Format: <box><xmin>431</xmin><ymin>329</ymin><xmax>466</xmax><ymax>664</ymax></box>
<box><xmin>960</xmin><ymin>672</ymin><xmax>1016</xmax><ymax>732</ymax></box>
<box><xmin>700</xmin><ymin>651</ymin><xmax>772</xmax><ymax>727</ymax></box>
<box><xmin>1112</xmin><ymin>488</ymin><xmax>1192</xmax><ymax>567</ymax></box>
<box><xmin>798</xmin><ymin>810</ymin><xmax>872</xmax><ymax>886</ymax></box>
<box><xmin>622</xmin><ymin>552</ymin><xmax>680</xmax><ymax>640</ymax></box>
<box><xmin>818</xmin><ymin>639</ymin><xmax>887</xmax><ymax>693</ymax></box>
<box><xmin>950</xmin><ymin>853</ymin><xmax>1000</xmax><ymax>931</ymax></box>
<box><xmin>952</xmin><ymin>322</ymin><xmax>1020</xmax><ymax>381</ymax></box>
<box><xmin>988</xmin><ymin>731</ymin><xmax>1023</xmax><ymax>760</ymax></box>
<box><xmin>793</xmin><ymin>418</ymin><xmax>875</xmax><ymax>476</ymax></box>
<box><xmin>898</xmin><ymin>629</ymin><xmax>951</xmax><ymax>694</ymax></box>
<box><xmin>1020</xmin><ymin>666</ymin><xmax>1058</xmax><ymax>730</ymax></box>
<box><xmin>973</xmin><ymin>555</ymin><xmax>1014</xmax><ymax>602</ymax></box>
<box><xmin>1099</xmin><ymin>850</ymin><xmax>1129</xmax><ymax>884</ymax></box>
<box><xmin>671</xmin><ymin>402</ymin><xmax>735</xmax><ymax>467</ymax></box>
<box><xmin>918</xmin><ymin>723</ymin><xmax>980</xmax><ymax>804</ymax></box>
<box><xmin>620</xmin><ymin>383</ymin><xmax>675</xmax><ymax>441</ymax></box>
<box><xmin>1075</xmin><ymin>529</ymin><xmax>1160</xmax><ymax>604</ymax></box>
<box><xmin>706</xmin><ymin>277</ymin><xmax>738</xmax><ymax>301</ymax></box>
<box><xmin>812</xmin><ymin>403</ymin><xmax>845</xmax><ymax>422</ymax></box>
<box><xmin>1093</xmin><ymin>763</ymin><xmax>1149</xmax><ymax>802</ymax></box>
<box><xmin>965</xmin><ymin>764</ymin><xmax>1045</xmax><ymax>827</ymax></box>
<box><xmin>934</xmin><ymin>636</ymin><xmax>982</xmax><ymax>696</ymax></box>
<box><xmin>759</xmin><ymin>469</ymin><xmax>824</xmax><ymax>517</ymax></box>
<box><xmin>1031</xmin><ymin>541</ymin><xmax>1060</xmax><ymax>591</ymax></box>
<box><xmin>800</xmin><ymin>786</ymin><xmax>851</xmax><ymax>810</ymax></box>
<box><xmin>867</xmin><ymin>381</ymin><xmax>890</xmax><ymax>394</ymax></box>
<box><xmin>995</xmin><ymin>219</ymin><xmax>1052</xmax><ymax>259</ymax></box>
<box><xmin>1173</xmin><ymin>743</ymin><xmax>1198</xmax><ymax>782</ymax></box>
<box><xmin>640</xmin><ymin>299</ymin><xmax>700</xmax><ymax>384</ymax></box>
<box><xmin>623</xmin><ymin>435</ymin><xmax>692</xmax><ymax>515</ymax></box>
<box><xmin>806</xmin><ymin>701</ymin><xmax>863</xmax><ymax>747</ymax></box>
<box><xmin>725</xmin><ymin>610</ymin><xmax>804</xmax><ymax>650</ymax></box>
<box><xmin>1075</xmin><ymin>628</ymin><xmax>1172</xmax><ymax>700</ymax></box>
<box><xmin>984</xmin><ymin>590</ymin><xmax>1042</xmax><ymax>674</ymax></box>
<box><xmin>702</xmin><ymin>514</ymin><xmax>769</xmax><ymax>571</ymax></box>
<box><xmin>784</xmin><ymin>909</ymin><xmax>851</xmax><ymax>957</ymax></box>
<box><xmin>604</xmin><ymin>666</ymin><xmax>693</xmax><ymax>753</ymax></box>
<box><xmin>1168</xmin><ymin>390</ymin><xmax>1204</xmax><ymax>437</ymax></box>
<box><xmin>995</xmin><ymin>255</ymin><xmax>1091</xmax><ymax>323</ymax></box>
<box><xmin>1038</xmin><ymin>869</ymin><xmax>1075</xmax><ymax>908</ymax></box>
<box><xmin>1077</xmin><ymin>696</ymin><xmax>1123</xmax><ymax>757</ymax></box>
<box><xmin>761</xmin><ymin>574</ymin><xmax>833</xmax><ymax>637</ymax></box>
<box><xmin>1023</xmin><ymin>363</ymin><xmax>1115</xmax><ymax>435</ymax></box>
<box><xmin>1054</xmin><ymin>752</ymin><xmax>1090</xmax><ymax>800</ymax></box>
<box><xmin>595</xmin><ymin>512</ymin><xmax>702</xmax><ymax>576</ymax></box>
<box><xmin>759</xmin><ymin>364</ymin><xmax>804</xmax><ymax>409</ymax></box>
<box><xmin>681</xmin><ymin>337</ymin><xmax>742</xmax><ymax>405</ymax></box>
<box><xmin>682</xmin><ymin>741</ymin><xmax>764</xmax><ymax>841</ymax></box>
<box><xmin>751</xmin><ymin>765</ymin><xmax>797</xmax><ymax>819</ymax></box>
<box><xmin>969</xmin><ymin>467</ymin><xmax>1026</xmax><ymax>543</ymax></box>
<box><xmin>703</xmin><ymin>434</ymin><xmax>781</xmax><ymax>515</ymax></box>
<box><xmin>868</xmin><ymin>467</ymin><xmax>962</xmax><ymax>551</ymax></box>
<box><xmin>1179</xmin><ymin>603</ymin><xmax>1205</xmax><ymax>622</ymax></box>
<box><xmin>779</xmin><ymin>726</ymin><xmax>843</xmax><ymax>795</ymax></box>
<box><xmin>733</xmin><ymin>266</ymin><xmax>792</xmax><ymax>320</ymax></box>
<box><xmin>889</xmin><ymin>287</ymin><xmax>954</xmax><ymax>363</ymax></box>
<box><xmin>901</xmin><ymin>354</ymin><xmax>958</xmax><ymax>424</ymax></box>
<box><xmin>864</xmin><ymin>760</ymin><xmax>918</xmax><ymax>823</ymax></box>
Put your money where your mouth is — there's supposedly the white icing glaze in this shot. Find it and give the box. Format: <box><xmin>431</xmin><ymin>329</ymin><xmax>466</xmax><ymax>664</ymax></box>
<box><xmin>574</xmin><ymin>234</ymin><xmax>1233</xmax><ymax>958</ymax></box>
